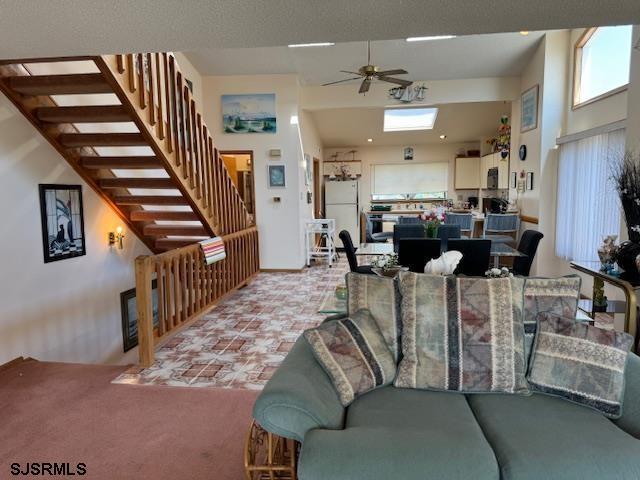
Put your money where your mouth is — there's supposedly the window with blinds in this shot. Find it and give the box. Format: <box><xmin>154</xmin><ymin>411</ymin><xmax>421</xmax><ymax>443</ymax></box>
<box><xmin>371</xmin><ymin>162</ymin><xmax>448</xmax><ymax>200</ymax></box>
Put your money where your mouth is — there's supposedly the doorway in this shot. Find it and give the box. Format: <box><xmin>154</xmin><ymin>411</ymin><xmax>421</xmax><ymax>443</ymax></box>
<box><xmin>313</xmin><ymin>157</ymin><xmax>322</xmax><ymax>218</ymax></box>
<box><xmin>220</xmin><ymin>150</ymin><xmax>255</xmax><ymax>221</ymax></box>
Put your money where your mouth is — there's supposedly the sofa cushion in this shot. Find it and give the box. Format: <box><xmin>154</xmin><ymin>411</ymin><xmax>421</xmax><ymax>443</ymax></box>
<box><xmin>468</xmin><ymin>393</ymin><xmax>640</xmax><ymax>480</ymax></box>
<box><xmin>527</xmin><ymin>313</ymin><xmax>633</xmax><ymax>418</ymax></box>
<box><xmin>523</xmin><ymin>276</ymin><xmax>581</xmax><ymax>359</ymax></box>
<box><xmin>299</xmin><ymin>387</ymin><xmax>499</xmax><ymax>480</ymax></box>
<box><xmin>346</xmin><ymin>272</ymin><xmax>402</xmax><ymax>361</ymax></box>
<box><xmin>395</xmin><ymin>272</ymin><xmax>528</xmax><ymax>394</ymax></box>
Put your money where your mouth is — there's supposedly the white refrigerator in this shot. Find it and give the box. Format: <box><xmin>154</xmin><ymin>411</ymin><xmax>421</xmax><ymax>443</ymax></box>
<box><xmin>325</xmin><ymin>180</ymin><xmax>359</xmax><ymax>243</ymax></box>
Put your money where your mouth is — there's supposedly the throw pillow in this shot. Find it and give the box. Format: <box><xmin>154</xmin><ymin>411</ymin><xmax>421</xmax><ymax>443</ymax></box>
<box><xmin>395</xmin><ymin>272</ymin><xmax>529</xmax><ymax>394</ymax></box>
<box><xmin>523</xmin><ymin>276</ymin><xmax>581</xmax><ymax>359</ymax></box>
<box><xmin>346</xmin><ymin>272</ymin><xmax>402</xmax><ymax>362</ymax></box>
<box><xmin>304</xmin><ymin>309</ymin><xmax>396</xmax><ymax>406</ymax></box>
<box><xmin>527</xmin><ymin>313</ymin><xmax>633</xmax><ymax>418</ymax></box>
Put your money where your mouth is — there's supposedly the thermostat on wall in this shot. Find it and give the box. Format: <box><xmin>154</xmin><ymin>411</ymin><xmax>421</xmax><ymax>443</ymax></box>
<box><xmin>269</xmin><ymin>149</ymin><xmax>282</xmax><ymax>158</ymax></box>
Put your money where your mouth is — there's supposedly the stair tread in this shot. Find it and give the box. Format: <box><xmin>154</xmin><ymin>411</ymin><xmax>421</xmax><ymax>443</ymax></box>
<box><xmin>8</xmin><ymin>73</ymin><xmax>112</xmax><ymax>95</ymax></box>
<box><xmin>98</xmin><ymin>178</ymin><xmax>175</xmax><ymax>189</ymax></box>
<box><xmin>130</xmin><ymin>210</ymin><xmax>198</xmax><ymax>221</ymax></box>
<box><xmin>59</xmin><ymin>133</ymin><xmax>147</xmax><ymax>147</ymax></box>
<box><xmin>36</xmin><ymin>105</ymin><xmax>130</xmax><ymax>123</ymax></box>
<box><xmin>113</xmin><ymin>195</ymin><xmax>189</xmax><ymax>206</ymax></box>
<box><xmin>143</xmin><ymin>224</ymin><xmax>208</xmax><ymax>236</ymax></box>
<box><xmin>80</xmin><ymin>156</ymin><xmax>162</xmax><ymax>169</ymax></box>
<box><xmin>155</xmin><ymin>238</ymin><xmax>199</xmax><ymax>250</ymax></box>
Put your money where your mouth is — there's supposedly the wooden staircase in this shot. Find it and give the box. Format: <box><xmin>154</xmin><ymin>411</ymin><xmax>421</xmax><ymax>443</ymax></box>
<box><xmin>0</xmin><ymin>54</ymin><xmax>253</xmax><ymax>253</ymax></box>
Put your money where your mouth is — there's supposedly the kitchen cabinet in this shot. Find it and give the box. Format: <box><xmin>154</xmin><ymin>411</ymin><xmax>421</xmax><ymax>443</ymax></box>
<box><xmin>454</xmin><ymin>157</ymin><xmax>480</xmax><ymax>189</ymax></box>
<box><xmin>480</xmin><ymin>152</ymin><xmax>510</xmax><ymax>189</ymax></box>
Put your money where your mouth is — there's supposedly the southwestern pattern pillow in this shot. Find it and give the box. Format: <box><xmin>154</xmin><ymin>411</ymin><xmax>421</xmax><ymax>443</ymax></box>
<box><xmin>346</xmin><ymin>272</ymin><xmax>402</xmax><ymax>362</ymax></box>
<box><xmin>523</xmin><ymin>276</ymin><xmax>581</xmax><ymax>359</ymax></box>
<box><xmin>527</xmin><ymin>314</ymin><xmax>633</xmax><ymax>418</ymax></box>
<box><xmin>395</xmin><ymin>272</ymin><xmax>528</xmax><ymax>394</ymax></box>
<box><xmin>304</xmin><ymin>309</ymin><xmax>396</xmax><ymax>406</ymax></box>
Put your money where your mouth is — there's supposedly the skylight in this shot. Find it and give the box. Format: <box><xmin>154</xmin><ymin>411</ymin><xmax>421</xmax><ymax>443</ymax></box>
<box><xmin>383</xmin><ymin>107</ymin><xmax>438</xmax><ymax>132</ymax></box>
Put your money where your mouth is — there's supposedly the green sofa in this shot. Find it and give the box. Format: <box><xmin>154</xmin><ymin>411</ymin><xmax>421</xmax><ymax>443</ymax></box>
<box><xmin>254</xmin><ymin>336</ymin><xmax>640</xmax><ymax>480</ymax></box>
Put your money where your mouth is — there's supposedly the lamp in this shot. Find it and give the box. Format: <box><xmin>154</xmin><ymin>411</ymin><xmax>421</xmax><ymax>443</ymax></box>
<box><xmin>109</xmin><ymin>226</ymin><xmax>125</xmax><ymax>249</ymax></box>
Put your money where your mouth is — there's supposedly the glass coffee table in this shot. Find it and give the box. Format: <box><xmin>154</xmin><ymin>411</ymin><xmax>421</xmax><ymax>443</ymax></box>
<box><xmin>318</xmin><ymin>289</ymin><xmax>347</xmax><ymax>315</ymax></box>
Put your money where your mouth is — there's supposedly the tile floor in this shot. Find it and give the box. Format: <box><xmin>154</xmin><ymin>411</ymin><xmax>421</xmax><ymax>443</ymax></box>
<box><xmin>113</xmin><ymin>258</ymin><xmax>348</xmax><ymax>390</ymax></box>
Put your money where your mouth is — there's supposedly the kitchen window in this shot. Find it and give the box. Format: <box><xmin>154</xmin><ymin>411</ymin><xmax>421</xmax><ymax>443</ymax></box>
<box><xmin>371</xmin><ymin>162</ymin><xmax>448</xmax><ymax>200</ymax></box>
<box><xmin>573</xmin><ymin>25</ymin><xmax>632</xmax><ymax>107</ymax></box>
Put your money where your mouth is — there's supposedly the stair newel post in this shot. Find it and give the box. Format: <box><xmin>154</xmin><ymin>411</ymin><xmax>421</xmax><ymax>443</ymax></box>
<box><xmin>135</xmin><ymin>255</ymin><xmax>155</xmax><ymax>367</ymax></box>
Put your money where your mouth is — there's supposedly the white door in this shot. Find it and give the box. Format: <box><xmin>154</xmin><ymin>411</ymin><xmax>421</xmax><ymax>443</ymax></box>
<box><xmin>325</xmin><ymin>180</ymin><xmax>358</xmax><ymax>204</ymax></box>
<box><xmin>326</xmin><ymin>204</ymin><xmax>359</xmax><ymax>244</ymax></box>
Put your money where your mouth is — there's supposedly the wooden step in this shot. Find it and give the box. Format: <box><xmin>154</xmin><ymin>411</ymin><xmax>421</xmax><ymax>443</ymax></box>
<box><xmin>112</xmin><ymin>195</ymin><xmax>188</xmax><ymax>206</ymax></box>
<box><xmin>155</xmin><ymin>238</ymin><xmax>199</xmax><ymax>251</ymax></box>
<box><xmin>130</xmin><ymin>210</ymin><xmax>198</xmax><ymax>222</ymax></box>
<box><xmin>59</xmin><ymin>133</ymin><xmax>146</xmax><ymax>147</ymax></box>
<box><xmin>7</xmin><ymin>73</ymin><xmax>112</xmax><ymax>95</ymax></box>
<box><xmin>79</xmin><ymin>156</ymin><xmax>162</xmax><ymax>169</ymax></box>
<box><xmin>36</xmin><ymin>105</ymin><xmax>130</xmax><ymax>123</ymax></box>
<box><xmin>98</xmin><ymin>178</ymin><xmax>175</xmax><ymax>189</ymax></box>
<box><xmin>143</xmin><ymin>224</ymin><xmax>207</xmax><ymax>236</ymax></box>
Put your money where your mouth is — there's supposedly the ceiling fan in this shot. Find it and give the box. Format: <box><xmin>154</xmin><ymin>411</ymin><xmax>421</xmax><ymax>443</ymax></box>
<box><xmin>322</xmin><ymin>41</ymin><xmax>413</xmax><ymax>94</ymax></box>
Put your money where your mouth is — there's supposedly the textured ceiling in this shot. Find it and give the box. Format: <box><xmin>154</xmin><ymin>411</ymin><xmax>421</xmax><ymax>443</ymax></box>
<box><xmin>310</xmin><ymin>102</ymin><xmax>511</xmax><ymax>147</ymax></box>
<box><xmin>0</xmin><ymin>0</ymin><xmax>638</xmax><ymax>59</ymax></box>
<box><xmin>186</xmin><ymin>32</ymin><xmax>545</xmax><ymax>84</ymax></box>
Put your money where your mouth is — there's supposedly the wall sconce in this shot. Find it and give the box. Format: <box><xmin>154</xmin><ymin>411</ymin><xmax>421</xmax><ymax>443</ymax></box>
<box><xmin>109</xmin><ymin>226</ymin><xmax>125</xmax><ymax>249</ymax></box>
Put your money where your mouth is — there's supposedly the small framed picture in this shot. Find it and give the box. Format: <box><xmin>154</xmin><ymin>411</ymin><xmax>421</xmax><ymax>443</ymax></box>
<box><xmin>268</xmin><ymin>164</ymin><xmax>286</xmax><ymax>188</ymax></box>
<box><xmin>120</xmin><ymin>280</ymin><xmax>159</xmax><ymax>352</ymax></box>
<box><xmin>39</xmin><ymin>184</ymin><xmax>86</xmax><ymax>263</ymax></box>
<box><xmin>521</xmin><ymin>85</ymin><xmax>539</xmax><ymax>133</ymax></box>
<box><xmin>510</xmin><ymin>172</ymin><xmax>517</xmax><ymax>189</ymax></box>
<box><xmin>526</xmin><ymin>171</ymin><xmax>534</xmax><ymax>190</ymax></box>
<box><xmin>403</xmin><ymin>146</ymin><xmax>414</xmax><ymax>161</ymax></box>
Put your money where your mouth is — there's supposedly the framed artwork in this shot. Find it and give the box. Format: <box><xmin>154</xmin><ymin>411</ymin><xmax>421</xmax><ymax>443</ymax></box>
<box><xmin>222</xmin><ymin>93</ymin><xmax>276</xmax><ymax>134</ymax></box>
<box><xmin>268</xmin><ymin>165</ymin><xmax>286</xmax><ymax>188</ymax></box>
<box><xmin>520</xmin><ymin>85</ymin><xmax>539</xmax><ymax>133</ymax></box>
<box><xmin>510</xmin><ymin>171</ymin><xmax>517</xmax><ymax>189</ymax></box>
<box><xmin>304</xmin><ymin>153</ymin><xmax>312</xmax><ymax>186</ymax></box>
<box><xmin>403</xmin><ymin>146</ymin><xmax>414</xmax><ymax>161</ymax></box>
<box><xmin>120</xmin><ymin>279</ymin><xmax>159</xmax><ymax>352</ymax></box>
<box><xmin>39</xmin><ymin>184</ymin><xmax>86</xmax><ymax>263</ymax></box>
<box><xmin>526</xmin><ymin>171</ymin><xmax>534</xmax><ymax>190</ymax></box>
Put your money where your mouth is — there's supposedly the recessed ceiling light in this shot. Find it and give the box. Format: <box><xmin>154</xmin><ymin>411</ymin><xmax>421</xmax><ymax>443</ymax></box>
<box><xmin>406</xmin><ymin>35</ymin><xmax>456</xmax><ymax>42</ymax></box>
<box><xmin>520</xmin><ymin>31</ymin><xmax>529</xmax><ymax>36</ymax></box>
<box><xmin>439</xmin><ymin>135</ymin><xmax>447</xmax><ymax>139</ymax></box>
<box><xmin>367</xmin><ymin>138</ymin><xmax>373</xmax><ymax>142</ymax></box>
<box><xmin>288</xmin><ymin>42</ymin><xmax>335</xmax><ymax>48</ymax></box>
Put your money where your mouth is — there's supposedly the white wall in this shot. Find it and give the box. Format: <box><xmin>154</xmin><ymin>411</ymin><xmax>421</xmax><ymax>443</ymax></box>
<box><xmin>0</xmin><ymin>96</ymin><xmax>151</xmax><ymax>365</ymax></box>
<box><xmin>323</xmin><ymin>142</ymin><xmax>479</xmax><ymax>211</ymax></box>
<box><xmin>175</xmin><ymin>52</ymin><xmax>204</xmax><ymax>107</ymax></box>
<box><xmin>201</xmin><ymin>74</ymin><xmax>307</xmax><ymax>270</ymax></box>
<box><xmin>626</xmin><ymin>26</ymin><xmax>640</xmax><ymax>152</ymax></box>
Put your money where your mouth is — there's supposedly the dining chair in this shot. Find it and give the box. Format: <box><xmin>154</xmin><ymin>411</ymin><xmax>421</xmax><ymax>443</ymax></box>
<box><xmin>393</xmin><ymin>224</ymin><xmax>426</xmax><ymax>253</ymax></box>
<box><xmin>444</xmin><ymin>212</ymin><xmax>473</xmax><ymax>238</ymax></box>
<box><xmin>512</xmin><ymin>230</ymin><xmax>544</xmax><ymax>276</ymax></box>
<box><xmin>365</xmin><ymin>214</ymin><xmax>393</xmax><ymax>243</ymax></box>
<box><xmin>339</xmin><ymin>230</ymin><xmax>374</xmax><ymax>274</ymax></box>
<box><xmin>436</xmin><ymin>224</ymin><xmax>461</xmax><ymax>253</ymax></box>
<box><xmin>483</xmin><ymin>213</ymin><xmax>520</xmax><ymax>244</ymax></box>
<box><xmin>398</xmin><ymin>216</ymin><xmax>424</xmax><ymax>225</ymax></box>
<box><xmin>398</xmin><ymin>238</ymin><xmax>441</xmax><ymax>273</ymax></box>
<box><xmin>446</xmin><ymin>239</ymin><xmax>492</xmax><ymax>276</ymax></box>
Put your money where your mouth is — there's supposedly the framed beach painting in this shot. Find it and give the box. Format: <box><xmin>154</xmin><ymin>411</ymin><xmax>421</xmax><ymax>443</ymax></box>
<box><xmin>268</xmin><ymin>165</ymin><xmax>286</xmax><ymax>188</ymax></box>
<box><xmin>39</xmin><ymin>184</ymin><xmax>86</xmax><ymax>263</ymax></box>
<box><xmin>520</xmin><ymin>85</ymin><xmax>539</xmax><ymax>133</ymax></box>
<box><xmin>222</xmin><ymin>93</ymin><xmax>276</xmax><ymax>134</ymax></box>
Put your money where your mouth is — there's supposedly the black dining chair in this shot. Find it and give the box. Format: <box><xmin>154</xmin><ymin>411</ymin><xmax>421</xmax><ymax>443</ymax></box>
<box><xmin>512</xmin><ymin>230</ymin><xmax>544</xmax><ymax>276</ymax></box>
<box><xmin>398</xmin><ymin>216</ymin><xmax>425</xmax><ymax>225</ymax></box>
<box><xmin>398</xmin><ymin>238</ymin><xmax>441</xmax><ymax>273</ymax></box>
<box><xmin>447</xmin><ymin>239</ymin><xmax>491</xmax><ymax>276</ymax></box>
<box><xmin>339</xmin><ymin>230</ymin><xmax>374</xmax><ymax>275</ymax></box>
<box><xmin>393</xmin><ymin>224</ymin><xmax>426</xmax><ymax>252</ymax></box>
<box><xmin>436</xmin><ymin>224</ymin><xmax>461</xmax><ymax>252</ymax></box>
<box><xmin>365</xmin><ymin>214</ymin><xmax>393</xmax><ymax>243</ymax></box>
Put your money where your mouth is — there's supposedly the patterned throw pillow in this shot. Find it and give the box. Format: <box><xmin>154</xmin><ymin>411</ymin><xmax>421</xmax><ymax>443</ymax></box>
<box><xmin>346</xmin><ymin>272</ymin><xmax>402</xmax><ymax>362</ymax></box>
<box><xmin>304</xmin><ymin>309</ymin><xmax>396</xmax><ymax>406</ymax></box>
<box><xmin>395</xmin><ymin>272</ymin><xmax>529</xmax><ymax>394</ymax></box>
<box><xmin>523</xmin><ymin>276</ymin><xmax>581</xmax><ymax>359</ymax></box>
<box><xmin>527</xmin><ymin>313</ymin><xmax>633</xmax><ymax>418</ymax></box>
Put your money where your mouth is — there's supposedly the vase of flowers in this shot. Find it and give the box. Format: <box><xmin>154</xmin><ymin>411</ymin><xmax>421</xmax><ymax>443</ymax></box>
<box><xmin>420</xmin><ymin>210</ymin><xmax>444</xmax><ymax>238</ymax></box>
<box><xmin>613</xmin><ymin>152</ymin><xmax>640</xmax><ymax>276</ymax></box>
<box><xmin>371</xmin><ymin>253</ymin><xmax>406</xmax><ymax>278</ymax></box>
<box><xmin>485</xmin><ymin>267</ymin><xmax>513</xmax><ymax>278</ymax></box>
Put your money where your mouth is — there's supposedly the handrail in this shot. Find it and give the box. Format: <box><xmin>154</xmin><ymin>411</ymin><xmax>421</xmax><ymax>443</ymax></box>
<box><xmin>136</xmin><ymin>226</ymin><xmax>259</xmax><ymax>366</ymax></box>
<box><xmin>97</xmin><ymin>53</ymin><xmax>253</xmax><ymax>236</ymax></box>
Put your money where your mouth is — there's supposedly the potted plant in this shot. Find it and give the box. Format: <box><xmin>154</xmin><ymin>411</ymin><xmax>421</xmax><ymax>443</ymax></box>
<box><xmin>612</xmin><ymin>151</ymin><xmax>640</xmax><ymax>276</ymax></box>
<box><xmin>371</xmin><ymin>253</ymin><xmax>406</xmax><ymax>278</ymax></box>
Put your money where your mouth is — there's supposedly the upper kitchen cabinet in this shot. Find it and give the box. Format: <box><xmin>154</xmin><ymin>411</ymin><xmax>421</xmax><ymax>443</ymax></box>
<box><xmin>480</xmin><ymin>152</ymin><xmax>510</xmax><ymax>189</ymax></box>
<box><xmin>454</xmin><ymin>156</ymin><xmax>480</xmax><ymax>189</ymax></box>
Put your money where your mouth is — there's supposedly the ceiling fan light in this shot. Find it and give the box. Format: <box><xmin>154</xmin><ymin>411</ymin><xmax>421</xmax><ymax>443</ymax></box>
<box><xmin>406</xmin><ymin>35</ymin><xmax>456</xmax><ymax>42</ymax></box>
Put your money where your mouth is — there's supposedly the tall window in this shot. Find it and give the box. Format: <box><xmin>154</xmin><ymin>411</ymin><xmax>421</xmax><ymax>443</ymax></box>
<box><xmin>555</xmin><ymin>129</ymin><xmax>625</xmax><ymax>262</ymax></box>
<box><xmin>371</xmin><ymin>162</ymin><xmax>448</xmax><ymax>200</ymax></box>
<box><xmin>573</xmin><ymin>25</ymin><xmax>632</xmax><ymax>107</ymax></box>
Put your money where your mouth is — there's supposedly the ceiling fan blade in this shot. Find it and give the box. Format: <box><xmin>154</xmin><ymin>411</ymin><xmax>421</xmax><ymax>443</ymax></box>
<box><xmin>378</xmin><ymin>76</ymin><xmax>413</xmax><ymax>87</ymax></box>
<box><xmin>322</xmin><ymin>77</ymin><xmax>362</xmax><ymax>86</ymax></box>
<box><xmin>359</xmin><ymin>77</ymin><xmax>371</xmax><ymax>94</ymax></box>
<box><xmin>376</xmin><ymin>69</ymin><xmax>408</xmax><ymax>76</ymax></box>
<box><xmin>340</xmin><ymin>70</ymin><xmax>363</xmax><ymax>76</ymax></box>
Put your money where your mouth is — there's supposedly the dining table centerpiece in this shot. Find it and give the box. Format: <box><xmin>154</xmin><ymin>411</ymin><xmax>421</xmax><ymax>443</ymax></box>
<box><xmin>613</xmin><ymin>151</ymin><xmax>640</xmax><ymax>276</ymax></box>
<box><xmin>420</xmin><ymin>210</ymin><xmax>445</xmax><ymax>238</ymax></box>
<box><xmin>371</xmin><ymin>252</ymin><xmax>406</xmax><ymax>278</ymax></box>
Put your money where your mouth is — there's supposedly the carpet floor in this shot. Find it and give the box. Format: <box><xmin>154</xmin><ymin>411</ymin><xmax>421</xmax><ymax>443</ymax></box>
<box><xmin>0</xmin><ymin>359</ymin><xmax>257</xmax><ymax>479</ymax></box>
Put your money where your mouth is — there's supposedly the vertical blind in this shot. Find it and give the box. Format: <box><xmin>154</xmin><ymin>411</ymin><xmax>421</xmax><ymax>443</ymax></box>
<box><xmin>371</xmin><ymin>162</ymin><xmax>448</xmax><ymax>195</ymax></box>
<box><xmin>555</xmin><ymin>128</ymin><xmax>625</xmax><ymax>262</ymax></box>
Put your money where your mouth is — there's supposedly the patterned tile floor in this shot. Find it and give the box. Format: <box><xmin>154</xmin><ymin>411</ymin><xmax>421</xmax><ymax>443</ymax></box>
<box><xmin>113</xmin><ymin>258</ymin><xmax>348</xmax><ymax>390</ymax></box>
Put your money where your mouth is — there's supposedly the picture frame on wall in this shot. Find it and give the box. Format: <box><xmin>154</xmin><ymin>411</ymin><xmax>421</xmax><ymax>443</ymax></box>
<box><xmin>403</xmin><ymin>146</ymin><xmax>414</xmax><ymax>161</ymax></box>
<box><xmin>268</xmin><ymin>164</ymin><xmax>286</xmax><ymax>188</ymax></box>
<box><xmin>222</xmin><ymin>94</ymin><xmax>277</xmax><ymax>134</ymax></box>
<box><xmin>120</xmin><ymin>279</ymin><xmax>159</xmax><ymax>352</ymax></box>
<box><xmin>520</xmin><ymin>85</ymin><xmax>539</xmax><ymax>133</ymax></box>
<box><xmin>304</xmin><ymin>153</ymin><xmax>312</xmax><ymax>186</ymax></box>
<box><xmin>39</xmin><ymin>184</ymin><xmax>86</xmax><ymax>264</ymax></box>
<box><xmin>510</xmin><ymin>171</ymin><xmax>517</xmax><ymax>189</ymax></box>
<box><xmin>526</xmin><ymin>171</ymin><xmax>534</xmax><ymax>190</ymax></box>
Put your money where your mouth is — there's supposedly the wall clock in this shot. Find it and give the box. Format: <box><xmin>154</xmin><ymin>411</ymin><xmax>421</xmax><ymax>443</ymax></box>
<box><xmin>519</xmin><ymin>144</ymin><xmax>527</xmax><ymax>161</ymax></box>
